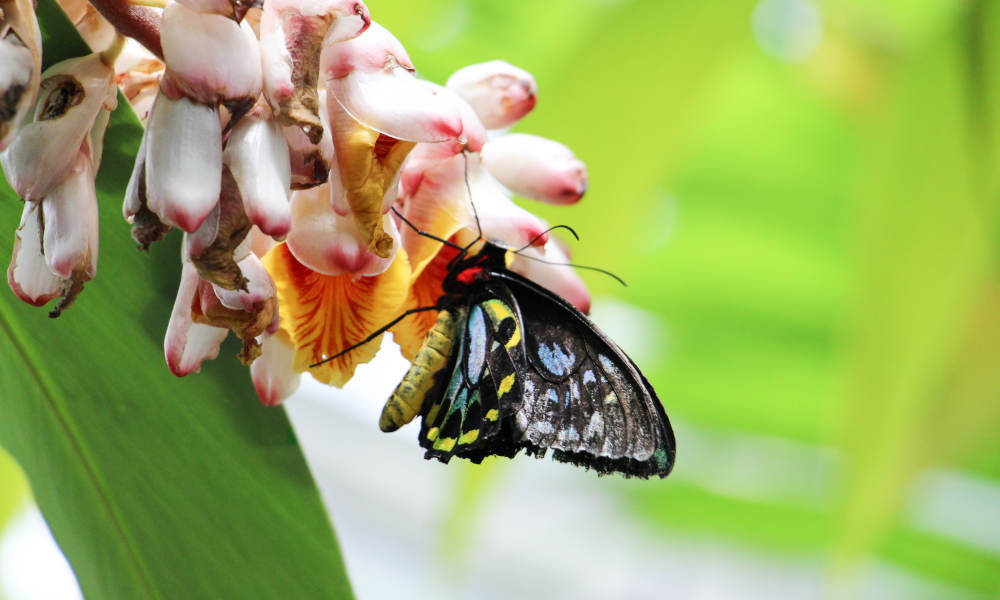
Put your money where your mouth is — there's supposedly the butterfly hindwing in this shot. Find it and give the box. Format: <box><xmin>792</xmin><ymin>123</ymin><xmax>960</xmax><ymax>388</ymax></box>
<box><xmin>494</xmin><ymin>270</ymin><xmax>676</xmax><ymax>478</ymax></box>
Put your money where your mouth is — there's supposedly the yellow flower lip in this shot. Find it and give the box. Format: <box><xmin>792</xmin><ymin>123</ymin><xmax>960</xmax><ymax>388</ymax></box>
<box><xmin>263</xmin><ymin>241</ymin><xmax>413</xmax><ymax>386</ymax></box>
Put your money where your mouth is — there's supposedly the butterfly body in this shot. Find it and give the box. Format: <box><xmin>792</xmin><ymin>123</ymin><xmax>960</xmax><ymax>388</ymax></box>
<box><xmin>383</xmin><ymin>242</ymin><xmax>676</xmax><ymax>478</ymax></box>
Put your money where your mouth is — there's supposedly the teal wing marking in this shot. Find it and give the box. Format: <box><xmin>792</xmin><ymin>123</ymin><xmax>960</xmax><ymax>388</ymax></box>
<box><xmin>418</xmin><ymin>295</ymin><xmax>524</xmax><ymax>463</ymax></box>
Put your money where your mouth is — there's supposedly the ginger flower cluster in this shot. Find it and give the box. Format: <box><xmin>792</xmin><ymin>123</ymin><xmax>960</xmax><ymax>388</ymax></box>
<box><xmin>0</xmin><ymin>0</ymin><xmax>591</xmax><ymax>405</ymax></box>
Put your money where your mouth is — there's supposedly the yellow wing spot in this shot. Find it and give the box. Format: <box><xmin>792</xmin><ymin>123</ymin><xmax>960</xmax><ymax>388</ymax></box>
<box><xmin>426</xmin><ymin>427</ymin><xmax>440</xmax><ymax>442</ymax></box>
<box><xmin>459</xmin><ymin>430</ymin><xmax>480</xmax><ymax>445</ymax></box>
<box><xmin>498</xmin><ymin>373</ymin><xmax>516</xmax><ymax>398</ymax></box>
<box><xmin>505</xmin><ymin>321</ymin><xmax>522</xmax><ymax>349</ymax></box>
<box><xmin>425</xmin><ymin>403</ymin><xmax>442</xmax><ymax>425</ymax></box>
<box><xmin>482</xmin><ymin>300</ymin><xmax>521</xmax><ymax>348</ymax></box>
<box><xmin>485</xmin><ymin>409</ymin><xmax>499</xmax><ymax>422</ymax></box>
<box><xmin>435</xmin><ymin>437</ymin><xmax>457</xmax><ymax>452</ymax></box>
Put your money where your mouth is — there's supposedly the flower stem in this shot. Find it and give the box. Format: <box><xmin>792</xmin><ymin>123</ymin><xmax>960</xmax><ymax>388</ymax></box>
<box><xmin>86</xmin><ymin>0</ymin><xmax>163</xmax><ymax>59</ymax></box>
<box><xmin>99</xmin><ymin>32</ymin><xmax>126</xmax><ymax>66</ymax></box>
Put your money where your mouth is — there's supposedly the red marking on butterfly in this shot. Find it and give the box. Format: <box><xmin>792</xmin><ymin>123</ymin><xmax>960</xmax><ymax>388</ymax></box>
<box><xmin>456</xmin><ymin>266</ymin><xmax>483</xmax><ymax>285</ymax></box>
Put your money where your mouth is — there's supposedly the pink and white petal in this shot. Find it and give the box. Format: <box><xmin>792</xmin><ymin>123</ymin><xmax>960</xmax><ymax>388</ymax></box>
<box><xmin>327</xmin><ymin>69</ymin><xmax>463</xmax><ymax>143</ymax></box>
<box><xmin>481</xmin><ymin>133</ymin><xmax>587</xmax><ymax>205</ymax></box>
<box><xmin>41</xmin><ymin>152</ymin><xmax>98</xmax><ymax>279</ymax></box>
<box><xmin>396</xmin><ymin>150</ymin><xmax>468</xmax><ymax>274</ymax></box>
<box><xmin>161</xmin><ymin>3</ymin><xmax>262</xmax><ymax>102</ymax></box>
<box><xmin>123</xmin><ymin>126</ymin><xmax>149</xmax><ymax>221</ymax></box>
<box><xmin>287</xmin><ymin>183</ymin><xmax>399</xmax><ymax>276</ymax></box>
<box><xmin>165</xmin><ymin>263</ymin><xmax>228</xmax><ymax>376</ymax></box>
<box><xmin>250</xmin><ymin>330</ymin><xmax>301</xmax><ymax>406</ymax></box>
<box><xmin>323</xmin><ymin>0</ymin><xmax>371</xmax><ymax>43</ymax></box>
<box><xmin>211</xmin><ymin>253</ymin><xmax>277</xmax><ymax>312</ymax></box>
<box><xmin>259</xmin><ymin>9</ymin><xmax>294</xmax><ymax>107</ymax></box>
<box><xmin>321</xmin><ymin>20</ymin><xmax>412</xmax><ymax>79</ymax></box>
<box><xmin>472</xmin><ymin>179</ymin><xmax>549</xmax><ymax>250</ymax></box>
<box><xmin>510</xmin><ymin>239</ymin><xmax>591</xmax><ymax>314</ymax></box>
<box><xmin>145</xmin><ymin>91</ymin><xmax>222</xmax><ymax>232</ymax></box>
<box><xmin>416</xmin><ymin>81</ymin><xmax>484</xmax><ymax>154</ymax></box>
<box><xmin>184</xmin><ymin>202</ymin><xmax>221</xmax><ymax>259</ymax></box>
<box><xmin>7</xmin><ymin>201</ymin><xmax>64</xmax><ymax>306</ymax></box>
<box><xmin>168</xmin><ymin>322</ymin><xmax>229</xmax><ymax>376</ymax></box>
<box><xmin>2</xmin><ymin>52</ymin><xmax>115</xmax><ymax>201</ymax></box>
<box><xmin>446</xmin><ymin>60</ymin><xmax>537</xmax><ymax>130</ymax></box>
<box><xmin>225</xmin><ymin>115</ymin><xmax>292</xmax><ymax>238</ymax></box>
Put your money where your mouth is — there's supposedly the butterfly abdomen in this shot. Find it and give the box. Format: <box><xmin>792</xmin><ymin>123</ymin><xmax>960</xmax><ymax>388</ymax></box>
<box><xmin>380</xmin><ymin>308</ymin><xmax>466</xmax><ymax>432</ymax></box>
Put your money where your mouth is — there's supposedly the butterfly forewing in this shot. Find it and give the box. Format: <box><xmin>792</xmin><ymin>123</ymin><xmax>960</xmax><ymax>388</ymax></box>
<box><xmin>418</xmin><ymin>292</ymin><xmax>524</xmax><ymax>463</ymax></box>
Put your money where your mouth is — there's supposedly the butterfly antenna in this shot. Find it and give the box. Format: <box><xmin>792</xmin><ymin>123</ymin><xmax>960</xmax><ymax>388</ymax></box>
<box><xmin>513</xmin><ymin>252</ymin><xmax>628</xmax><ymax>287</ymax></box>
<box><xmin>514</xmin><ymin>224</ymin><xmax>580</xmax><ymax>252</ymax></box>
<box><xmin>310</xmin><ymin>306</ymin><xmax>441</xmax><ymax>368</ymax></box>
<box><xmin>461</xmin><ymin>151</ymin><xmax>483</xmax><ymax>249</ymax></box>
<box><xmin>391</xmin><ymin>206</ymin><xmax>464</xmax><ymax>252</ymax></box>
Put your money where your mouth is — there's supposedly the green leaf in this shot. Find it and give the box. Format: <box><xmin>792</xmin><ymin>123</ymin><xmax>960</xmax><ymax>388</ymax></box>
<box><xmin>0</xmin><ymin>3</ymin><xmax>353</xmax><ymax>598</ymax></box>
<box><xmin>0</xmin><ymin>447</ymin><xmax>28</xmax><ymax>536</ymax></box>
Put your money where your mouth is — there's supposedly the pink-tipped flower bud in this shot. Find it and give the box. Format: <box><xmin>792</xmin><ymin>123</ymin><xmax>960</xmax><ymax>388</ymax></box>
<box><xmin>165</xmin><ymin>262</ymin><xmax>229</xmax><ymax>376</ymax></box>
<box><xmin>160</xmin><ymin>1</ymin><xmax>262</xmax><ymax>104</ymax></box>
<box><xmin>8</xmin><ymin>201</ymin><xmax>64</xmax><ymax>307</ymax></box>
<box><xmin>142</xmin><ymin>91</ymin><xmax>223</xmax><ymax>232</ymax></box>
<box><xmin>224</xmin><ymin>113</ymin><xmax>293</xmax><ymax>239</ymax></box>
<box><xmin>481</xmin><ymin>133</ymin><xmax>587</xmax><ymax>205</ymax></box>
<box><xmin>41</xmin><ymin>151</ymin><xmax>99</xmax><ymax>280</ymax></box>
<box><xmin>446</xmin><ymin>60</ymin><xmax>537</xmax><ymax>130</ymax></box>
<box><xmin>251</xmin><ymin>330</ymin><xmax>301</xmax><ymax>405</ymax></box>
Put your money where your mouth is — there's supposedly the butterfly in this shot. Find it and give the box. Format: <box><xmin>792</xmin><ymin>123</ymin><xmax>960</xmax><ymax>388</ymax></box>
<box><xmin>372</xmin><ymin>232</ymin><xmax>676</xmax><ymax>479</ymax></box>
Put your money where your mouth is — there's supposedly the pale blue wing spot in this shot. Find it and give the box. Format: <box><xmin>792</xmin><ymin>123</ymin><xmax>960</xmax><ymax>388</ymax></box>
<box><xmin>465</xmin><ymin>305</ymin><xmax>488</xmax><ymax>383</ymax></box>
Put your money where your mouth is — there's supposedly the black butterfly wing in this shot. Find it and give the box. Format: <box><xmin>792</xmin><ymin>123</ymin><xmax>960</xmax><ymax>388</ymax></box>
<box><xmin>417</xmin><ymin>292</ymin><xmax>525</xmax><ymax>463</ymax></box>
<box><xmin>492</xmin><ymin>269</ymin><xmax>676</xmax><ymax>479</ymax></box>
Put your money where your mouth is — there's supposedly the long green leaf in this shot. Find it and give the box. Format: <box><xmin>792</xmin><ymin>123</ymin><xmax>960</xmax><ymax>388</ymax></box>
<box><xmin>0</xmin><ymin>3</ymin><xmax>353</xmax><ymax>598</ymax></box>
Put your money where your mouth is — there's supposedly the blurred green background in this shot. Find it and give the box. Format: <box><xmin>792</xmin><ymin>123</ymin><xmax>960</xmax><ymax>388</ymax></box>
<box><xmin>370</xmin><ymin>0</ymin><xmax>1000</xmax><ymax>596</ymax></box>
<box><xmin>2</xmin><ymin>0</ymin><xmax>999</xmax><ymax>598</ymax></box>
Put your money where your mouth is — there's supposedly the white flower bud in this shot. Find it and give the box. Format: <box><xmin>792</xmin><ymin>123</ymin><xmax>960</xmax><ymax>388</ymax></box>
<box><xmin>481</xmin><ymin>133</ymin><xmax>587</xmax><ymax>205</ymax></box>
<box><xmin>224</xmin><ymin>114</ymin><xmax>292</xmax><ymax>238</ymax></box>
<box><xmin>446</xmin><ymin>61</ymin><xmax>537</xmax><ymax>130</ymax></box>
<box><xmin>144</xmin><ymin>91</ymin><xmax>223</xmax><ymax>232</ymax></box>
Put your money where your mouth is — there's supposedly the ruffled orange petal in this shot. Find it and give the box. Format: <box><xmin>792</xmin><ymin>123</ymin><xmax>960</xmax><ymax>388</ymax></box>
<box><xmin>263</xmin><ymin>241</ymin><xmax>411</xmax><ymax>386</ymax></box>
<box><xmin>390</xmin><ymin>243</ymin><xmax>460</xmax><ymax>361</ymax></box>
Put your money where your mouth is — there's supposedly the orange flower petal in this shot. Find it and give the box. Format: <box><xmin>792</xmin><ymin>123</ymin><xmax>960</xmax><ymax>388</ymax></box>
<box><xmin>263</xmin><ymin>241</ymin><xmax>411</xmax><ymax>386</ymax></box>
<box><xmin>390</xmin><ymin>243</ymin><xmax>460</xmax><ymax>361</ymax></box>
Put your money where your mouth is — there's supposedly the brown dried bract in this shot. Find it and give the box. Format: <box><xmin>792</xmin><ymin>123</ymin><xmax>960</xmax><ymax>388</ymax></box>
<box><xmin>190</xmin><ymin>167</ymin><xmax>253</xmax><ymax>290</ymax></box>
<box><xmin>269</xmin><ymin>12</ymin><xmax>331</xmax><ymax>143</ymax></box>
